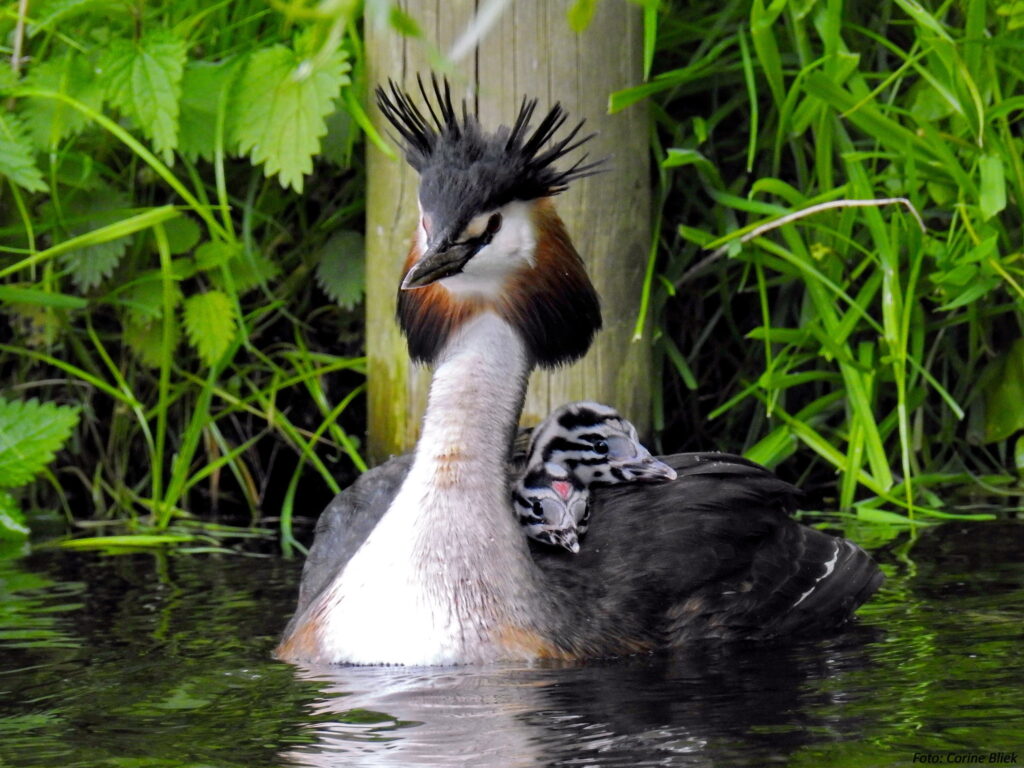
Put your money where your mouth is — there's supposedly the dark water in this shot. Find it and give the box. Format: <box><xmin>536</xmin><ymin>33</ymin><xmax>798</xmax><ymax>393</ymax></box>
<box><xmin>1</xmin><ymin>522</ymin><xmax>1022</xmax><ymax>768</ymax></box>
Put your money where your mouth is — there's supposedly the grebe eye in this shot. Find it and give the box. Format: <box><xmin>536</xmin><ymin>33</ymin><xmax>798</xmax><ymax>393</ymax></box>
<box><xmin>593</xmin><ymin>439</ymin><xmax>609</xmax><ymax>455</ymax></box>
<box><xmin>531</xmin><ymin>499</ymin><xmax>545</xmax><ymax>519</ymax></box>
<box><xmin>486</xmin><ymin>212</ymin><xmax>503</xmax><ymax>235</ymax></box>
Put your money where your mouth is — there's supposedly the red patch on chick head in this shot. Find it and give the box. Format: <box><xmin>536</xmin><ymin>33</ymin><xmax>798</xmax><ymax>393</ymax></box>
<box><xmin>551</xmin><ymin>480</ymin><xmax>573</xmax><ymax>500</ymax></box>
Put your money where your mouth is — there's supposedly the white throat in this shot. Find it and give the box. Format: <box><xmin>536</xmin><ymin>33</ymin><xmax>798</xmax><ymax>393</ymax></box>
<box><xmin>313</xmin><ymin>312</ymin><xmax>538</xmax><ymax>665</ymax></box>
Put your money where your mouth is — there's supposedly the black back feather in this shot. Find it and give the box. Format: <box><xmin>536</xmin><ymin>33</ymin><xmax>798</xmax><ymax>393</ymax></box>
<box><xmin>285</xmin><ymin>450</ymin><xmax>882</xmax><ymax>655</ymax></box>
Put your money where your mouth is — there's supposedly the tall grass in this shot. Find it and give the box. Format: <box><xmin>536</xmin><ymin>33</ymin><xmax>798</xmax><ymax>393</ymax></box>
<box><xmin>0</xmin><ymin>0</ymin><xmax>373</xmax><ymax>551</ymax></box>
<box><xmin>622</xmin><ymin>1</ymin><xmax>1024</xmax><ymax>532</ymax></box>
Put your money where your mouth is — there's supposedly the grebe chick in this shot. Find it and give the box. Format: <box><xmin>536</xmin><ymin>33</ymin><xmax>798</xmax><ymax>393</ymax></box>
<box><xmin>513</xmin><ymin>401</ymin><xmax>675</xmax><ymax>552</ymax></box>
<box><xmin>513</xmin><ymin>462</ymin><xmax>589</xmax><ymax>553</ymax></box>
<box><xmin>526</xmin><ymin>401</ymin><xmax>676</xmax><ymax>488</ymax></box>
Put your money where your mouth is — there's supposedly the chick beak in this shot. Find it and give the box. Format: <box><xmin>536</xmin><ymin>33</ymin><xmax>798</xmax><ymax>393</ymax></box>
<box><xmin>401</xmin><ymin>241</ymin><xmax>476</xmax><ymax>290</ymax></box>
<box><xmin>558</xmin><ymin>530</ymin><xmax>581</xmax><ymax>554</ymax></box>
<box><xmin>611</xmin><ymin>453</ymin><xmax>677</xmax><ymax>483</ymax></box>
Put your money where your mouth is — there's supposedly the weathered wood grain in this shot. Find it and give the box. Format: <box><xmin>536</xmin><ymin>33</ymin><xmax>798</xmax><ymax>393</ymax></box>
<box><xmin>366</xmin><ymin>0</ymin><xmax>651</xmax><ymax>462</ymax></box>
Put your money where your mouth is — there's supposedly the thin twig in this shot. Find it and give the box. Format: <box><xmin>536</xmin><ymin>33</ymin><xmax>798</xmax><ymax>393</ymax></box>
<box><xmin>677</xmin><ymin>197</ymin><xmax>927</xmax><ymax>288</ymax></box>
<box><xmin>12</xmin><ymin>0</ymin><xmax>29</xmax><ymax>76</ymax></box>
<box><xmin>449</xmin><ymin>0</ymin><xmax>514</xmax><ymax>62</ymax></box>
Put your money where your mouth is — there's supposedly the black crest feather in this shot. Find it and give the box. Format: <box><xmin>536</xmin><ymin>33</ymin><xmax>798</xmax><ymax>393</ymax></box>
<box><xmin>375</xmin><ymin>75</ymin><xmax>604</xmax><ymax>214</ymax></box>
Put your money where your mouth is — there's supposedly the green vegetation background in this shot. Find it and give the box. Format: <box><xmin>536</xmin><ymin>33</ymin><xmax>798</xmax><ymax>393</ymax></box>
<box><xmin>0</xmin><ymin>0</ymin><xmax>1022</xmax><ymax>553</ymax></box>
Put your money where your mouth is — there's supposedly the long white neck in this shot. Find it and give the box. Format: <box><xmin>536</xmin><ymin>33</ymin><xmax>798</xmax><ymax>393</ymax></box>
<box><xmin>413</xmin><ymin>311</ymin><xmax>530</xmax><ymax>501</ymax></box>
<box><xmin>311</xmin><ymin>312</ymin><xmax>543</xmax><ymax>665</ymax></box>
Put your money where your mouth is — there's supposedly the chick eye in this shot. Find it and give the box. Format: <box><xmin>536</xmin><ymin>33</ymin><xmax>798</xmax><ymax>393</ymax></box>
<box><xmin>530</xmin><ymin>499</ymin><xmax>545</xmax><ymax>519</ymax></box>
<box><xmin>592</xmin><ymin>439</ymin><xmax>609</xmax><ymax>455</ymax></box>
<box><xmin>485</xmin><ymin>212</ymin><xmax>503</xmax><ymax>236</ymax></box>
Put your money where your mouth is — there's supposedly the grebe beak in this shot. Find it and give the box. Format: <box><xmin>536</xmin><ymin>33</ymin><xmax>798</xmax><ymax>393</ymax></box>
<box><xmin>611</xmin><ymin>454</ymin><xmax>677</xmax><ymax>483</ymax></box>
<box><xmin>401</xmin><ymin>241</ymin><xmax>476</xmax><ymax>290</ymax></box>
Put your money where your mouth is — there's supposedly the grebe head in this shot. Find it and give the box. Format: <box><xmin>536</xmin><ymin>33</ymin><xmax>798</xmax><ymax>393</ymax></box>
<box><xmin>512</xmin><ymin>401</ymin><xmax>674</xmax><ymax>554</ymax></box>
<box><xmin>375</xmin><ymin>75</ymin><xmax>603</xmax><ymax>367</ymax></box>
<box><xmin>528</xmin><ymin>401</ymin><xmax>677</xmax><ymax>486</ymax></box>
<box><xmin>512</xmin><ymin>462</ymin><xmax>588</xmax><ymax>554</ymax></box>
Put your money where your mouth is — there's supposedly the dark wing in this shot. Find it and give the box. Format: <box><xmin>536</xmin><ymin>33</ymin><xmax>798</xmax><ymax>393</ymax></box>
<box><xmin>289</xmin><ymin>450</ymin><xmax>881</xmax><ymax>656</ymax></box>
<box><xmin>533</xmin><ymin>452</ymin><xmax>882</xmax><ymax>654</ymax></box>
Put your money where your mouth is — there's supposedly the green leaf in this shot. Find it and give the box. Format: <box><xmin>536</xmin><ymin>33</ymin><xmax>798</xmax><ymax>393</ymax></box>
<box><xmin>29</xmin><ymin>0</ymin><xmax>116</xmax><ymax>34</ymax></box>
<box><xmin>49</xmin><ymin>189</ymin><xmax>134</xmax><ymax>290</ymax></box>
<box><xmin>220</xmin><ymin>251</ymin><xmax>279</xmax><ymax>295</ymax></box>
<box><xmin>855</xmin><ymin>507</ymin><xmax>926</xmax><ymax>526</ymax></box>
<box><xmin>0</xmin><ymin>113</ymin><xmax>48</xmax><ymax>192</ymax></box>
<box><xmin>178</xmin><ymin>59</ymin><xmax>240</xmax><ymax>161</ymax></box>
<box><xmin>0</xmin><ymin>397</ymin><xmax>80</xmax><ymax>488</ymax></box>
<box><xmin>388</xmin><ymin>6</ymin><xmax>423</xmax><ymax>37</ymax></box>
<box><xmin>0</xmin><ymin>492</ymin><xmax>30</xmax><ymax>541</ymax></box>
<box><xmin>978</xmin><ymin>153</ymin><xmax>1007</xmax><ymax>221</ymax></box>
<box><xmin>194</xmin><ymin>240</ymin><xmax>279</xmax><ymax>295</ymax></box>
<box><xmin>982</xmin><ymin>337</ymin><xmax>1024</xmax><ymax>443</ymax></box>
<box><xmin>567</xmin><ymin>0</ymin><xmax>598</xmax><ymax>31</ymax></box>
<box><xmin>935</xmin><ymin>275</ymin><xmax>999</xmax><ymax>311</ymax></box>
<box><xmin>161</xmin><ymin>215</ymin><xmax>201</xmax><ymax>255</ymax></box>
<box><xmin>123</xmin><ymin>314</ymin><xmax>178</xmax><ymax>368</ymax></box>
<box><xmin>233</xmin><ymin>39</ymin><xmax>351</xmax><ymax>191</ymax></box>
<box><xmin>101</xmin><ymin>29</ymin><xmax>187</xmax><ymax>159</ymax></box>
<box><xmin>0</xmin><ymin>286</ymin><xmax>87</xmax><ymax>309</ymax></box>
<box><xmin>59</xmin><ymin>533</ymin><xmax>196</xmax><ymax>550</ymax></box>
<box><xmin>320</xmin><ymin>106</ymin><xmax>356</xmax><ymax>167</ymax></box>
<box><xmin>0</xmin><ymin>68</ymin><xmax>17</xmax><ymax>93</ymax></box>
<box><xmin>121</xmin><ymin>270</ymin><xmax>182</xmax><ymax>325</ymax></box>
<box><xmin>663</xmin><ymin>148</ymin><xmax>718</xmax><ymax>175</ymax></box>
<box><xmin>21</xmin><ymin>54</ymin><xmax>103</xmax><ymax>148</ymax></box>
<box><xmin>315</xmin><ymin>230</ymin><xmax>365</xmax><ymax>309</ymax></box>
<box><xmin>182</xmin><ymin>290</ymin><xmax>237</xmax><ymax>366</ymax></box>
<box><xmin>193</xmin><ymin>240</ymin><xmax>242</xmax><ymax>272</ymax></box>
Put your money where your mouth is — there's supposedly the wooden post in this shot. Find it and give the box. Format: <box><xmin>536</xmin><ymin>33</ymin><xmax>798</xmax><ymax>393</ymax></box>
<box><xmin>365</xmin><ymin>0</ymin><xmax>651</xmax><ymax>463</ymax></box>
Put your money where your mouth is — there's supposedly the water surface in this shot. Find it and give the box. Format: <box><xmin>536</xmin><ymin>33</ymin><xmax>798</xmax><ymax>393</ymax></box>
<box><xmin>1</xmin><ymin>521</ymin><xmax>1021</xmax><ymax>767</ymax></box>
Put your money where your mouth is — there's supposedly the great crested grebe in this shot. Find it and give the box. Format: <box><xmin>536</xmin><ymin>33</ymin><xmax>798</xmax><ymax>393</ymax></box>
<box><xmin>275</xmin><ymin>76</ymin><xmax>883</xmax><ymax>666</ymax></box>
<box><xmin>512</xmin><ymin>401</ymin><xmax>676</xmax><ymax>553</ymax></box>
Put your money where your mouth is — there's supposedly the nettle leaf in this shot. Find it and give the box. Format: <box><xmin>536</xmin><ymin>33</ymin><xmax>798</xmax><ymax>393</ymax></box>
<box><xmin>0</xmin><ymin>491</ymin><xmax>30</xmax><ymax>541</ymax></box>
<box><xmin>179</xmin><ymin>59</ymin><xmax>241</xmax><ymax>161</ymax></box>
<box><xmin>193</xmin><ymin>240</ymin><xmax>241</xmax><ymax>271</ymax></box>
<box><xmin>124</xmin><ymin>314</ymin><xmax>179</xmax><ymax>368</ymax></box>
<box><xmin>0</xmin><ymin>113</ymin><xmax>48</xmax><ymax>192</ymax></box>
<box><xmin>321</xmin><ymin>107</ymin><xmax>356</xmax><ymax>167</ymax></box>
<box><xmin>102</xmin><ymin>29</ymin><xmax>186</xmax><ymax>159</ymax></box>
<box><xmin>233</xmin><ymin>40</ymin><xmax>350</xmax><ymax>191</ymax></box>
<box><xmin>121</xmin><ymin>270</ymin><xmax>182</xmax><ymax>325</ymax></box>
<box><xmin>161</xmin><ymin>215</ymin><xmax>201</xmax><ymax>255</ymax></box>
<box><xmin>315</xmin><ymin>230</ymin><xmax>365</xmax><ymax>309</ymax></box>
<box><xmin>183</xmin><ymin>290</ymin><xmax>237</xmax><ymax>366</ymax></box>
<box><xmin>0</xmin><ymin>397</ymin><xmax>80</xmax><ymax>488</ymax></box>
<box><xmin>50</xmin><ymin>189</ymin><xmax>134</xmax><ymax>290</ymax></box>
<box><xmin>195</xmin><ymin>239</ymin><xmax>280</xmax><ymax>294</ymax></box>
<box><xmin>213</xmin><ymin>252</ymin><xmax>280</xmax><ymax>295</ymax></box>
<box><xmin>21</xmin><ymin>54</ymin><xmax>104</xmax><ymax>148</ymax></box>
